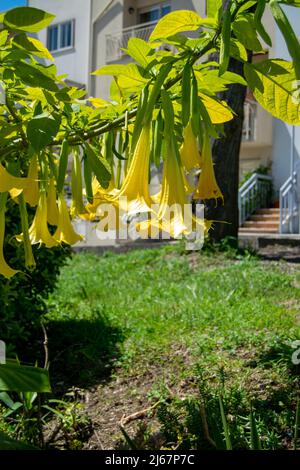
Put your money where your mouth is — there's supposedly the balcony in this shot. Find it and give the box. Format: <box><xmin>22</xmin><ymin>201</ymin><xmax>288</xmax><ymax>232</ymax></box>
<box><xmin>106</xmin><ymin>20</ymin><xmax>157</xmax><ymax>63</ymax></box>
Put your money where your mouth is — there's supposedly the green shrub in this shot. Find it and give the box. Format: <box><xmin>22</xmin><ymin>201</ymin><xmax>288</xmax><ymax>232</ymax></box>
<box><xmin>0</xmin><ymin>200</ymin><xmax>72</xmax><ymax>355</ymax></box>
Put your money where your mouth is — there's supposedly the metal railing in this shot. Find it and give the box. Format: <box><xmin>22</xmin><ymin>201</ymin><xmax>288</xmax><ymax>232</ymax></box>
<box><xmin>106</xmin><ymin>20</ymin><xmax>157</xmax><ymax>62</ymax></box>
<box><xmin>239</xmin><ymin>173</ymin><xmax>272</xmax><ymax>226</ymax></box>
<box><xmin>279</xmin><ymin>171</ymin><xmax>298</xmax><ymax>233</ymax></box>
<box><xmin>242</xmin><ymin>100</ymin><xmax>257</xmax><ymax>142</ymax></box>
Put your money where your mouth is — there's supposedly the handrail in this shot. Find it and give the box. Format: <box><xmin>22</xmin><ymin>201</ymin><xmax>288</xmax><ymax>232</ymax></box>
<box><xmin>106</xmin><ymin>21</ymin><xmax>157</xmax><ymax>62</ymax></box>
<box><xmin>238</xmin><ymin>173</ymin><xmax>272</xmax><ymax>226</ymax></box>
<box><xmin>106</xmin><ymin>20</ymin><xmax>157</xmax><ymax>37</ymax></box>
<box><xmin>279</xmin><ymin>171</ymin><xmax>298</xmax><ymax>234</ymax></box>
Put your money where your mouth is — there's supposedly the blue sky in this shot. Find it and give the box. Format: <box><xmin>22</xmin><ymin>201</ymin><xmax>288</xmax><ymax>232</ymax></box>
<box><xmin>1</xmin><ymin>0</ymin><xmax>27</xmax><ymax>12</ymax></box>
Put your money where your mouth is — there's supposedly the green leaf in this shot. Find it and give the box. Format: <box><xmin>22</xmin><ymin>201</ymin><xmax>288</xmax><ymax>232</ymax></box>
<box><xmin>219</xmin><ymin>396</ymin><xmax>232</xmax><ymax>450</ymax></box>
<box><xmin>83</xmin><ymin>154</ymin><xmax>93</xmax><ymax>203</ymax></box>
<box><xmin>254</xmin><ymin>0</ymin><xmax>272</xmax><ymax>46</ymax></box>
<box><xmin>13</xmin><ymin>34</ymin><xmax>53</xmax><ymax>60</ymax></box>
<box><xmin>149</xmin><ymin>10</ymin><xmax>216</xmax><ymax>41</ymax></box>
<box><xmin>230</xmin><ymin>38</ymin><xmax>248</xmax><ymax>61</ymax></box>
<box><xmin>92</xmin><ymin>63</ymin><xmax>146</xmax><ymax>82</ymax></box>
<box><xmin>4</xmin><ymin>7</ymin><xmax>55</xmax><ymax>33</ymax></box>
<box><xmin>199</xmin><ymin>93</ymin><xmax>234</xmax><ymax>124</ymax></box>
<box><xmin>84</xmin><ymin>143</ymin><xmax>111</xmax><ymax>189</ymax></box>
<box><xmin>181</xmin><ymin>63</ymin><xmax>191</xmax><ymax>127</ymax></box>
<box><xmin>0</xmin><ymin>361</ymin><xmax>51</xmax><ymax>393</ymax></box>
<box><xmin>0</xmin><ymin>30</ymin><xmax>9</xmax><ymax>47</ymax></box>
<box><xmin>27</xmin><ymin>114</ymin><xmax>60</xmax><ymax>151</ymax></box>
<box><xmin>250</xmin><ymin>406</ymin><xmax>262</xmax><ymax>450</ymax></box>
<box><xmin>57</xmin><ymin>139</ymin><xmax>69</xmax><ymax>193</ymax></box>
<box><xmin>232</xmin><ymin>14</ymin><xmax>263</xmax><ymax>52</ymax></box>
<box><xmin>124</xmin><ymin>38</ymin><xmax>154</xmax><ymax>68</ymax></box>
<box><xmin>270</xmin><ymin>0</ymin><xmax>300</xmax><ymax>79</ymax></box>
<box><xmin>14</xmin><ymin>61</ymin><xmax>58</xmax><ymax>91</ymax></box>
<box><xmin>219</xmin><ymin>6</ymin><xmax>232</xmax><ymax>76</ymax></box>
<box><xmin>207</xmin><ymin>0</ymin><xmax>222</xmax><ymax>18</ymax></box>
<box><xmin>244</xmin><ymin>59</ymin><xmax>300</xmax><ymax>124</ymax></box>
<box><xmin>161</xmin><ymin>90</ymin><xmax>174</xmax><ymax>136</ymax></box>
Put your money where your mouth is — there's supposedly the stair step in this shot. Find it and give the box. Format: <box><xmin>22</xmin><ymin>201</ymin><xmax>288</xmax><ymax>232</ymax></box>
<box><xmin>239</xmin><ymin>227</ymin><xmax>278</xmax><ymax>233</ymax></box>
<box><xmin>243</xmin><ymin>221</ymin><xmax>279</xmax><ymax>229</ymax></box>
<box><xmin>255</xmin><ymin>208</ymin><xmax>279</xmax><ymax>215</ymax></box>
<box><xmin>250</xmin><ymin>214</ymin><xmax>280</xmax><ymax>222</ymax></box>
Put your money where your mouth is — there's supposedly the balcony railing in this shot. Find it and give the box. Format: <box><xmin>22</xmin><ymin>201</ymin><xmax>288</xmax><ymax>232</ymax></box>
<box><xmin>238</xmin><ymin>173</ymin><xmax>272</xmax><ymax>226</ymax></box>
<box><xmin>106</xmin><ymin>20</ymin><xmax>157</xmax><ymax>62</ymax></box>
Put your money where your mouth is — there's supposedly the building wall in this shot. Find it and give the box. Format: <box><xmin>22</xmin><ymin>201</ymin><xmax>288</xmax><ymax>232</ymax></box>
<box><xmin>272</xmin><ymin>5</ymin><xmax>300</xmax><ymax>193</ymax></box>
<box><xmin>29</xmin><ymin>0</ymin><xmax>92</xmax><ymax>88</ymax></box>
<box><xmin>90</xmin><ymin>0</ymin><xmax>124</xmax><ymax>98</ymax></box>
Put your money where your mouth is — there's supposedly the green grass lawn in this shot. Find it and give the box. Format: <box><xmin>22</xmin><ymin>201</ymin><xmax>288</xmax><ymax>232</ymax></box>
<box><xmin>45</xmin><ymin>244</ymin><xmax>300</xmax><ymax>449</ymax></box>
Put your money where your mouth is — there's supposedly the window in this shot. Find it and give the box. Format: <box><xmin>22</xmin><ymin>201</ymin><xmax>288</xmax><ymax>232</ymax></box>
<box><xmin>138</xmin><ymin>3</ymin><xmax>171</xmax><ymax>24</ymax></box>
<box><xmin>47</xmin><ymin>20</ymin><xmax>74</xmax><ymax>52</ymax></box>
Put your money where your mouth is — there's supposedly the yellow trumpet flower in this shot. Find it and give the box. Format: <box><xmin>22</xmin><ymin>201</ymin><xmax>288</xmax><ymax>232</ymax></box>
<box><xmin>109</xmin><ymin>125</ymin><xmax>153</xmax><ymax>216</ymax></box>
<box><xmin>84</xmin><ymin>176</ymin><xmax>116</xmax><ymax>220</ymax></box>
<box><xmin>139</xmin><ymin>138</ymin><xmax>206</xmax><ymax>239</ymax></box>
<box><xmin>0</xmin><ymin>193</ymin><xmax>19</xmax><ymax>278</ymax></box>
<box><xmin>23</xmin><ymin>192</ymin><xmax>58</xmax><ymax>248</ymax></box>
<box><xmin>193</xmin><ymin>134</ymin><xmax>223</xmax><ymax>202</ymax></box>
<box><xmin>180</xmin><ymin>121</ymin><xmax>202</xmax><ymax>172</ymax></box>
<box><xmin>0</xmin><ymin>164</ymin><xmax>29</xmax><ymax>197</ymax></box>
<box><xmin>23</xmin><ymin>155</ymin><xmax>39</xmax><ymax>207</ymax></box>
<box><xmin>54</xmin><ymin>193</ymin><xmax>83</xmax><ymax>245</ymax></box>
<box><xmin>47</xmin><ymin>178</ymin><xmax>59</xmax><ymax>226</ymax></box>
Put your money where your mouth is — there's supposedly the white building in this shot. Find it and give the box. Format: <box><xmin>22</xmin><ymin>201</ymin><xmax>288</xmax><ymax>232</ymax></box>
<box><xmin>26</xmin><ymin>0</ymin><xmax>300</xmax><ymax>234</ymax></box>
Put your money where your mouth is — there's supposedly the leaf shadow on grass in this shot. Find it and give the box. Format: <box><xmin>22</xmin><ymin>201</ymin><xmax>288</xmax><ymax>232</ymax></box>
<box><xmin>45</xmin><ymin>308</ymin><xmax>125</xmax><ymax>391</ymax></box>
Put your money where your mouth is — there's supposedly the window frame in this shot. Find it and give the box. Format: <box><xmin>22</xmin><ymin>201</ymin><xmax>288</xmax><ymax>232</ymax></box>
<box><xmin>137</xmin><ymin>2</ymin><xmax>171</xmax><ymax>24</ymax></box>
<box><xmin>47</xmin><ymin>19</ymin><xmax>75</xmax><ymax>53</ymax></box>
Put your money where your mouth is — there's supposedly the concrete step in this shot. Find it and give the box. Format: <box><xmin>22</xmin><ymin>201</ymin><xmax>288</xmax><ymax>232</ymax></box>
<box><xmin>250</xmin><ymin>214</ymin><xmax>280</xmax><ymax>222</ymax></box>
<box><xmin>255</xmin><ymin>208</ymin><xmax>279</xmax><ymax>215</ymax></box>
<box><xmin>239</xmin><ymin>227</ymin><xmax>278</xmax><ymax>233</ymax></box>
<box><xmin>243</xmin><ymin>221</ymin><xmax>279</xmax><ymax>229</ymax></box>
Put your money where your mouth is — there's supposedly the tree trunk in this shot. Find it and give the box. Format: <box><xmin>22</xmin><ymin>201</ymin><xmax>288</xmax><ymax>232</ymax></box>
<box><xmin>205</xmin><ymin>57</ymin><xmax>247</xmax><ymax>242</ymax></box>
<box><xmin>205</xmin><ymin>0</ymin><xmax>251</xmax><ymax>242</ymax></box>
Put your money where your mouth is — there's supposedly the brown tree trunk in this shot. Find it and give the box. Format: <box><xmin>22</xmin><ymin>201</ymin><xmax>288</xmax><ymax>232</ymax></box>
<box><xmin>204</xmin><ymin>56</ymin><xmax>248</xmax><ymax>242</ymax></box>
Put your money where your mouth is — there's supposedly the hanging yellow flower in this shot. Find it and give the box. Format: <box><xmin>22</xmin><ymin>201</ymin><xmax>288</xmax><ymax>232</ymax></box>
<box><xmin>179</xmin><ymin>121</ymin><xmax>202</xmax><ymax>172</ymax></box>
<box><xmin>0</xmin><ymin>193</ymin><xmax>19</xmax><ymax>278</ymax></box>
<box><xmin>54</xmin><ymin>193</ymin><xmax>83</xmax><ymax>245</ymax></box>
<box><xmin>21</xmin><ymin>192</ymin><xmax>58</xmax><ymax>248</ymax></box>
<box><xmin>0</xmin><ymin>164</ymin><xmax>29</xmax><ymax>197</ymax></box>
<box><xmin>47</xmin><ymin>178</ymin><xmax>59</xmax><ymax>226</ymax></box>
<box><xmin>139</xmin><ymin>138</ymin><xmax>206</xmax><ymax>239</ymax></box>
<box><xmin>23</xmin><ymin>155</ymin><xmax>39</xmax><ymax>207</ymax></box>
<box><xmin>193</xmin><ymin>134</ymin><xmax>223</xmax><ymax>202</ymax></box>
<box><xmin>109</xmin><ymin>125</ymin><xmax>153</xmax><ymax>216</ymax></box>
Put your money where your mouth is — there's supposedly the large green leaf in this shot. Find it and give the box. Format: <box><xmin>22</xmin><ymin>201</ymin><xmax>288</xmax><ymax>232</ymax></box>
<box><xmin>207</xmin><ymin>0</ymin><xmax>222</xmax><ymax>18</ymax></box>
<box><xmin>27</xmin><ymin>114</ymin><xmax>60</xmax><ymax>151</ymax></box>
<box><xmin>13</xmin><ymin>34</ymin><xmax>53</xmax><ymax>61</ymax></box>
<box><xmin>4</xmin><ymin>7</ymin><xmax>55</xmax><ymax>33</ymax></box>
<box><xmin>149</xmin><ymin>10</ymin><xmax>216</xmax><ymax>41</ymax></box>
<box><xmin>14</xmin><ymin>61</ymin><xmax>58</xmax><ymax>91</ymax></box>
<box><xmin>0</xmin><ymin>362</ymin><xmax>51</xmax><ymax>393</ymax></box>
<box><xmin>232</xmin><ymin>14</ymin><xmax>263</xmax><ymax>52</ymax></box>
<box><xmin>84</xmin><ymin>143</ymin><xmax>111</xmax><ymax>189</ymax></box>
<box><xmin>270</xmin><ymin>0</ymin><xmax>300</xmax><ymax>79</ymax></box>
<box><xmin>124</xmin><ymin>38</ymin><xmax>154</xmax><ymax>68</ymax></box>
<box><xmin>244</xmin><ymin>59</ymin><xmax>300</xmax><ymax>124</ymax></box>
<box><xmin>92</xmin><ymin>63</ymin><xmax>148</xmax><ymax>92</ymax></box>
